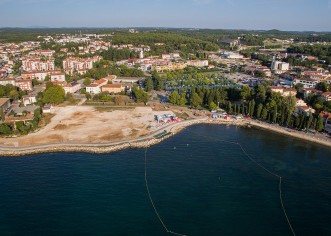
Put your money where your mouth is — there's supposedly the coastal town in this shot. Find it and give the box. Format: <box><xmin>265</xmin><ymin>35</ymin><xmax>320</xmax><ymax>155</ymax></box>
<box><xmin>0</xmin><ymin>28</ymin><xmax>331</xmax><ymax>152</ymax></box>
<box><xmin>1</xmin><ymin>0</ymin><xmax>331</xmax><ymax>235</ymax></box>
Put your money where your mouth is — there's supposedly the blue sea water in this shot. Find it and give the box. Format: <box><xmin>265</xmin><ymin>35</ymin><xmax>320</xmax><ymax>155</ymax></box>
<box><xmin>0</xmin><ymin>124</ymin><xmax>331</xmax><ymax>236</ymax></box>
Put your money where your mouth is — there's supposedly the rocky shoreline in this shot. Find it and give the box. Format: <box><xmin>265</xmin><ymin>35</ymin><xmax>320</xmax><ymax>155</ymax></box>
<box><xmin>0</xmin><ymin>118</ymin><xmax>330</xmax><ymax>156</ymax></box>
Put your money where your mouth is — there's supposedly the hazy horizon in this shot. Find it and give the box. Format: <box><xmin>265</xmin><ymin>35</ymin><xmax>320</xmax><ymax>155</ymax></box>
<box><xmin>0</xmin><ymin>0</ymin><xmax>330</xmax><ymax>31</ymax></box>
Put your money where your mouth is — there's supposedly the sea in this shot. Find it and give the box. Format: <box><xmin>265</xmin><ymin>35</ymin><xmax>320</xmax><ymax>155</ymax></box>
<box><xmin>0</xmin><ymin>124</ymin><xmax>330</xmax><ymax>236</ymax></box>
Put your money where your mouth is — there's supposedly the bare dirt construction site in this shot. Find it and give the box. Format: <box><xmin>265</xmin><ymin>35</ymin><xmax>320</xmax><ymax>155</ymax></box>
<box><xmin>0</xmin><ymin>106</ymin><xmax>183</xmax><ymax>147</ymax></box>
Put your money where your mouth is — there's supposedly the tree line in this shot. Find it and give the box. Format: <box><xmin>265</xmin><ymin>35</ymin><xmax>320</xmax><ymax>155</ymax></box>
<box><xmin>166</xmin><ymin>84</ymin><xmax>326</xmax><ymax>132</ymax></box>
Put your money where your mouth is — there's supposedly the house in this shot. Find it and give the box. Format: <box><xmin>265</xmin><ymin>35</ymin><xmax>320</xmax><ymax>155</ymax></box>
<box><xmin>270</xmin><ymin>87</ymin><xmax>297</xmax><ymax>97</ymax></box>
<box><xmin>63</xmin><ymin>82</ymin><xmax>81</xmax><ymax>94</ymax></box>
<box><xmin>270</xmin><ymin>86</ymin><xmax>284</xmax><ymax>93</ymax></box>
<box><xmin>283</xmin><ymin>88</ymin><xmax>297</xmax><ymax>97</ymax></box>
<box><xmin>322</xmin><ymin>92</ymin><xmax>331</xmax><ymax>102</ymax></box>
<box><xmin>320</xmin><ymin>112</ymin><xmax>331</xmax><ymax>133</ymax></box>
<box><xmin>86</xmin><ymin>84</ymin><xmax>101</xmax><ymax>94</ymax></box>
<box><xmin>22</xmin><ymin>95</ymin><xmax>37</xmax><ymax>106</ymax></box>
<box><xmin>0</xmin><ymin>98</ymin><xmax>11</xmax><ymax>112</ymax></box>
<box><xmin>101</xmin><ymin>84</ymin><xmax>124</xmax><ymax>94</ymax></box>
<box><xmin>295</xmin><ymin>98</ymin><xmax>307</xmax><ymax>107</ymax></box>
<box><xmin>0</xmin><ymin>70</ymin><xmax>6</xmax><ymax>78</ymax></box>
<box><xmin>302</xmin><ymin>88</ymin><xmax>323</xmax><ymax>99</ymax></box>
<box><xmin>42</xmin><ymin>105</ymin><xmax>53</xmax><ymax>113</ymax></box>
<box><xmin>293</xmin><ymin>78</ymin><xmax>318</xmax><ymax>88</ymax></box>
<box><xmin>296</xmin><ymin>106</ymin><xmax>315</xmax><ymax>116</ymax></box>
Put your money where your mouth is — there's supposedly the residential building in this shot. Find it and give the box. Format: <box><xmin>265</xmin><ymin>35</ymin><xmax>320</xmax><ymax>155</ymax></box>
<box><xmin>152</xmin><ymin>62</ymin><xmax>187</xmax><ymax>72</ymax></box>
<box><xmin>15</xmin><ymin>79</ymin><xmax>33</xmax><ymax>91</ymax></box>
<box><xmin>0</xmin><ymin>98</ymin><xmax>11</xmax><ymax>111</ymax></box>
<box><xmin>244</xmin><ymin>65</ymin><xmax>272</xmax><ymax>77</ymax></box>
<box><xmin>86</xmin><ymin>78</ymin><xmax>107</xmax><ymax>94</ymax></box>
<box><xmin>296</xmin><ymin>106</ymin><xmax>315</xmax><ymax>116</ymax></box>
<box><xmin>101</xmin><ymin>84</ymin><xmax>125</xmax><ymax>94</ymax></box>
<box><xmin>293</xmin><ymin>78</ymin><xmax>318</xmax><ymax>88</ymax></box>
<box><xmin>271</xmin><ymin>61</ymin><xmax>290</xmax><ymax>73</ymax></box>
<box><xmin>29</xmin><ymin>50</ymin><xmax>55</xmax><ymax>57</ymax></box>
<box><xmin>42</xmin><ymin>105</ymin><xmax>53</xmax><ymax>113</ymax></box>
<box><xmin>86</xmin><ymin>84</ymin><xmax>101</xmax><ymax>94</ymax></box>
<box><xmin>302</xmin><ymin>88</ymin><xmax>323</xmax><ymax>99</ymax></box>
<box><xmin>221</xmin><ymin>52</ymin><xmax>244</xmax><ymax>59</ymax></box>
<box><xmin>322</xmin><ymin>92</ymin><xmax>331</xmax><ymax>102</ymax></box>
<box><xmin>0</xmin><ymin>78</ymin><xmax>16</xmax><ymax>86</ymax></box>
<box><xmin>295</xmin><ymin>98</ymin><xmax>307</xmax><ymax>107</ymax></box>
<box><xmin>22</xmin><ymin>95</ymin><xmax>37</xmax><ymax>106</ymax></box>
<box><xmin>22</xmin><ymin>56</ymin><xmax>55</xmax><ymax>71</ymax></box>
<box><xmin>63</xmin><ymin>56</ymin><xmax>101</xmax><ymax>75</ymax></box>
<box><xmin>50</xmin><ymin>73</ymin><xmax>66</xmax><ymax>82</ymax></box>
<box><xmin>186</xmin><ymin>60</ymin><xmax>209</xmax><ymax>67</ymax></box>
<box><xmin>218</xmin><ymin>39</ymin><xmax>240</xmax><ymax>47</ymax></box>
<box><xmin>63</xmin><ymin>82</ymin><xmax>81</xmax><ymax>94</ymax></box>
<box><xmin>270</xmin><ymin>86</ymin><xmax>297</xmax><ymax>97</ymax></box>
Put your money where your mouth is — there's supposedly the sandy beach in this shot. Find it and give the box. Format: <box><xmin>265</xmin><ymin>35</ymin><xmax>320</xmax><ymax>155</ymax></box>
<box><xmin>0</xmin><ymin>105</ymin><xmax>331</xmax><ymax>156</ymax></box>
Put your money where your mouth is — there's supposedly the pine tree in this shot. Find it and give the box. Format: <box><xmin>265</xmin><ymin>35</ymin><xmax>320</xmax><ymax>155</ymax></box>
<box><xmin>306</xmin><ymin>112</ymin><xmax>313</xmax><ymax>131</ymax></box>
<box><xmin>256</xmin><ymin>104</ymin><xmax>263</xmax><ymax>119</ymax></box>
<box><xmin>316</xmin><ymin>116</ymin><xmax>324</xmax><ymax>132</ymax></box>
<box><xmin>261</xmin><ymin>108</ymin><xmax>268</xmax><ymax>120</ymax></box>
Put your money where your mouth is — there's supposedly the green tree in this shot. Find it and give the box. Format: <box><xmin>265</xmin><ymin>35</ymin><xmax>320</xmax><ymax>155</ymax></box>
<box><xmin>295</xmin><ymin>115</ymin><xmax>301</xmax><ymax>128</ymax></box>
<box><xmin>255</xmin><ymin>84</ymin><xmax>267</xmax><ymax>104</ymax></box>
<box><xmin>179</xmin><ymin>93</ymin><xmax>187</xmax><ymax>106</ymax></box>
<box><xmin>240</xmin><ymin>86</ymin><xmax>251</xmax><ymax>101</ymax></box>
<box><xmin>0</xmin><ymin>124</ymin><xmax>12</xmax><ymax>135</ymax></box>
<box><xmin>144</xmin><ymin>77</ymin><xmax>154</xmax><ymax>92</ymax></box>
<box><xmin>307</xmin><ymin>112</ymin><xmax>313</xmax><ymax>130</ymax></box>
<box><xmin>315</xmin><ymin>82</ymin><xmax>329</xmax><ymax>92</ymax></box>
<box><xmin>209</xmin><ymin>101</ymin><xmax>218</xmax><ymax>111</ymax></box>
<box><xmin>83</xmin><ymin>78</ymin><xmax>91</xmax><ymax>86</ymax></box>
<box><xmin>256</xmin><ymin>103</ymin><xmax>263</xmax><ymax>119</ymax></box>
<box><xmin>191</xmin><ymin>93</ymin><xmax>202</xmax><ymax>108</ymax></box>
<box><xmin>227</xmin><ymin>101</ymin><xmax>233</xmax><ymax>114</ymax></box>
<box><xmin>285</xmin><ymin>113</ymin><xmax>292</xmax><ymax>127</ymax></box>
<box><xmin>42</xmin><ymin>85</ymin><xmax>65</xmax><ymax>104</ymax></box>
<box><xmin>249</xmin><ymin>100</ymin><xmax>255</xmax><ymax>117</ymax></box>
<box><xmin>44</xmin><ymin>75</ymin><xmax>51</xmax><ymax>82</ymax></box>
<box><xmin>316</xmin><ymin>115</ymin><xmax>324</xmax><ymax>132</ymax></box>
<box><xmin>169</xmin><ymin>91</ymin><xmax>180</xmax><ymax>105</ymax></box>
<box><xmin>132</xmin><ymin>86</ymin><xmax>149</xmax><ymax>104</ymax></box>
<box><xmin>261</xmin><ymin>107</ymin><xmax>268</xmax><ymax>120</ymax></box>
<box><xmin>9</xmin><ymin>90</ymin><xmax>19</xmax><ymax>100</ymax></box>
<box><xmin>86</xmin><ymin>93</ymin><xmax>92</xmax><ymax>100</ymax></box>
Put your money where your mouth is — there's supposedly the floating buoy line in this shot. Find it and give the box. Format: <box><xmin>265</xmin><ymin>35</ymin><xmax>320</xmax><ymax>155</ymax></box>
<box><xmin>144</xmin><ymin>128</ymin><xmax>296</xmax><ymax>236</ymax></box>
<box><xmin>144</xmin><ymin>148</ymin><xmax>187</xmax><ymax>236</ymax></box>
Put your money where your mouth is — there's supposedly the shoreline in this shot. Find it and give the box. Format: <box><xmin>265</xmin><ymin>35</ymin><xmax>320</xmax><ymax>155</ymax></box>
<box><xmin>0</xmin><ymin>118</ymin><xmax>330</xmax><ymax>156</ymax></box>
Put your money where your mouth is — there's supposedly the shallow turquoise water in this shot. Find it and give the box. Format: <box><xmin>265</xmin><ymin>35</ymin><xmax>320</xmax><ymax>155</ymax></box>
<box><xmin>0</xmin><ymin>124</ymin><xmax>330</xmax><ymax>236</ymax></box>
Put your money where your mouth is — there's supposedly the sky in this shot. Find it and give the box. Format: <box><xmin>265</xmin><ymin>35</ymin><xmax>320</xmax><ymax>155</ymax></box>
<box><xmin>0</xmin><ymin>0</ymin><xmax>330</xmax><ymax>31</ymax></box>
